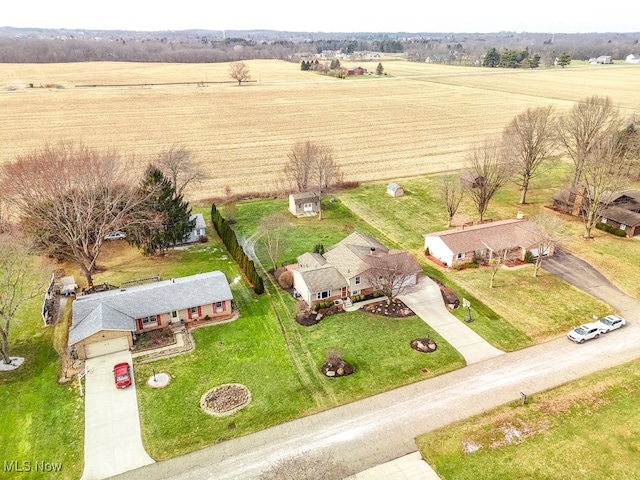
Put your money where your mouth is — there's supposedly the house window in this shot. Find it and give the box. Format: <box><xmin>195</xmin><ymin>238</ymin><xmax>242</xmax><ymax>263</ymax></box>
<box><xmin>355</xmin><ymin>276</ymin><xmax>361</xmax><ymax>285</ymax></box>
<box><xmin>352</xmin><ymin>290</ymin><xmax>360</xmax><ymax>296</ymax></box>
<box><xmin>316</xmin><ymin>290</ymin><xmax>331</xmax><ymax>300</ymax></box>
<box><xmin>140</xmin><ymin>315</ymin><xmax>157</xmax><ymax>327</ymax></box>
<box><xmin>601</xmin><ymin>217</ymin><xmax>607</xmax><ymax>223</ymax></box>
<box><xmin>171</xmin><ymin>311</ymin><xmax>177</xmax><ymax>318</ymax></box>
<box><xmin>620</xmin><ymin>223</ymin><xmax>627</xmax><ymax>230</ymax></box>
<box><xmin>215</xmin><ymin>301</ymin><xmax>223</xmax><ymax>312</ymax></box>
<box><xmin>456</xmin><ymin>253</ymin><xmax>465</xmax><ymax>259</ymax></box>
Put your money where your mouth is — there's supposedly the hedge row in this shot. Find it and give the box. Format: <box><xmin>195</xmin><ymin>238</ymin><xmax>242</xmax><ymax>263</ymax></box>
<box><xmin>211</xmin><ymin>204</ymin><xmax>264</xmax><ymax>294</ymax></box>
<box><xmin>596</xmin><ymin>222</ymin><xmax>627</xmax><ymax>237</ymax></box>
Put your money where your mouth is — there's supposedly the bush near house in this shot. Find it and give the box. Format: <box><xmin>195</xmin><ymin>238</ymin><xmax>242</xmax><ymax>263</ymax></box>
<box><xmin>596</xmin><ymin>222</ymin><xmax>627</xmax><ymax>237</ymax></box>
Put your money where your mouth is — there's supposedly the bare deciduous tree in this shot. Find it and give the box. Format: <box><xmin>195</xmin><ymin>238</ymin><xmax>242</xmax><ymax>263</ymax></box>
<box><xmin>488</xmin><ymin>248</ymin><xmax>509</xmax><ymax>289</ymax></box>
<box><xmin>310</xmin><ymin>146</ymin><xmax>342</xmax><ymax>221</ymax></box>
<box><xmin>557</xmin><ymin>96</ymin><xmax>622</xmax><ymax>187</ymax></box>
<box><xmin>258</xmin><ymin>212</ymin><xmax>289</xmax><ymax>270</ymax></box>
<box><xmin>229</xmin><ymin>61</ymin><xmax>251</xmax><ymax>86</ymax></box>
<box><xmin>0</xmin><ymin>142</ymin><xmax>152</xmax><ymax>286</ymax></box>
<box><xmin>282</xmin><ymin>141</ymin><xmax>316</xmax><ymax>192</ymax></box>
<box><xmin>364</xmin><ymin>251</ymin><xmax>421</xmax><ymax>304</ymax></box>
<box><xmin>0</xmin><ymin>235</ymin><xmax>43</xmax><ymax>365</ymax></box>
<box><xmin>527</xmin><ymin>214</ymin><xmax>565</xmax><ymax>277</ymax></box>
<box><xmin>503</xmin><ymin>105</ymin><xmax>557</xmax><ymax>204</ymax></box>
<box><xmin>283</xmin><ymin>141</ymin><xmax>342</xmax><ymax>221</ymax></box>
<box><xmin>579</xmin><ymin>134</ymin><xmax>632</xmax><ymax>239</ymax></box>
<box><xmin>464</xmin><ymin>138</ymin><xmax>514</xmax><ymax>222</ymax></box>
<box><xmin>435</xmin><ymin>172</ymin><xmax>464</xmax><ymax>227</ymax></box>
<box><xmin>154</xmin><ymin>144</ymin><xmax>207</xmax><ymax>197</ymax></box>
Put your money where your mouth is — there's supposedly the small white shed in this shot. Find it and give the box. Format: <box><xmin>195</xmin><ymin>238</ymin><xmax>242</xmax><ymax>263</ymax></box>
<box><xmin>387</xmin><ymin>182</ymin><xmax>404</xmax><ymax>197</ymax></box>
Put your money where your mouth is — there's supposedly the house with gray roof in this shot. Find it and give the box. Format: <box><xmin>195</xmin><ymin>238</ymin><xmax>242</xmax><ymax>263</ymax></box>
<box><xmin>69</xmin><ymin>271</ymin><xmax>233</xmax><ymax>359</ymax></box>
<box><xmin>292</xmin><ymin>232</ymin><xmax>420</xmax><ymax>305</ymax></box>
<box><xmin>423</xmin><ymin>219</ymin><xmax>553</xmax><ymax>268</ymax></box>
<box><xmin>182</xmin><ymin>213</ymin><xmax>207</xmax><ymax>244</ymax></box>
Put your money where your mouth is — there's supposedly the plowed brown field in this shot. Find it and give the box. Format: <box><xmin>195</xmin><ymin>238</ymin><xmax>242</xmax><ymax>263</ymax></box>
<box><xmin>2</xmin><ymin>59</ymin><xmax>638</xmax><ymax>200</ymax></box>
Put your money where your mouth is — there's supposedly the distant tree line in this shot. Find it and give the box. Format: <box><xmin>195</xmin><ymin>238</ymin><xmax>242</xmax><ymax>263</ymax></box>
<box><xmin>0</xmin><ymin>28</ymin><xmax>636</xmax><ymax>64</ymax></box>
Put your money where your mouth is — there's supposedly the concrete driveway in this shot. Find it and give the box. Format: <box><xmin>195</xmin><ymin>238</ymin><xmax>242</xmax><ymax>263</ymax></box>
<box><xmin>399</xmin><ymin>276</ymin><xmax>505</xmax><ymax>364</ymax></box>
<box><xmin>81</xmin><ymin>351</ymin><xmax>154</xmax><ymax>480</ymax></box>
<box><xmin>542</xmin><ymin>248</ymin><xmax>640</xmax><ymax>322</ymax></box>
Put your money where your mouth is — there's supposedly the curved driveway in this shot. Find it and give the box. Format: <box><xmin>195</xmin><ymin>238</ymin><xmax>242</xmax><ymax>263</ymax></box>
<box><xmin>542</xmin><ymin>248</ymin><xmax>640</xmax><ymax>321</ymax></box>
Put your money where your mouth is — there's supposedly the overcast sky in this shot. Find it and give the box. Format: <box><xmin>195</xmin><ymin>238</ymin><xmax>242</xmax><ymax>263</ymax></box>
<box><xmin>3</xmin><ymin>0</ymin><xmax>638</xmax><ymax>33</ymax></box>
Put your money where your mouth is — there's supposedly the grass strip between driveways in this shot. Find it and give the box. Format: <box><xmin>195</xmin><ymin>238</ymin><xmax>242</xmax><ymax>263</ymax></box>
<box><xmin>416</xmin><ymin>358</ymin><xmax>640</xmax><ymax>480</ymax></box>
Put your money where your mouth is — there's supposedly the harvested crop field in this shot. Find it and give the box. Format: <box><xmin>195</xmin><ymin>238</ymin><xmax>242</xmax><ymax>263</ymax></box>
<box><xmin>1</xmin><ymin>59</ymin><xmax>639</xmax><ymax>201</ymax></box>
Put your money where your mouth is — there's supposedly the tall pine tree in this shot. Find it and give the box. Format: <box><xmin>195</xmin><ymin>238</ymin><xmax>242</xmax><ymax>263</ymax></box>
<box><xmin>130</xmin><ymin>166</ymin><xmax>194</xmax><ymax>255</ymax></box>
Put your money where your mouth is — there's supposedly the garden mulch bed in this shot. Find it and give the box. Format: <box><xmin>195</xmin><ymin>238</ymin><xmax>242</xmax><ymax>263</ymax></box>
<box><xmin>133</xmin><ymin>328</ymin><xmax>176</xmax><ymax>351</ymax></box>
<box><xmin>360</xmin><ymin>298</ymin><xmax>415</xmax><ymax>317</ymax></box>
<box><xmin>296</xmin><ymin>304</ymin><xmax>344</xmax><ymax>326</ymax></box>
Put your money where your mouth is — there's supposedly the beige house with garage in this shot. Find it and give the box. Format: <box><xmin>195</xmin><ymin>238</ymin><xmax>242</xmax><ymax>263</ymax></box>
<box><xmin>68</xmin><ymin>271</ymin><xmax>233</xmax><ymax>359</ymax></box>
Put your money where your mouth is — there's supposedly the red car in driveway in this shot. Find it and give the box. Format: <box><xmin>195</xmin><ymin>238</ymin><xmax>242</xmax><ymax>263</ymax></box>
<box><xmin>113</xmin><ymin>362</ymin><xmax>132</xmax><ymax>389</ymax></box>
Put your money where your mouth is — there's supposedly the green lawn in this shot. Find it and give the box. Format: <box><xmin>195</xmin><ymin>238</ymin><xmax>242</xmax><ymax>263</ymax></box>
<box><xmin>0</xmin><ymin>295</ymin><xmax>84</xmax><ymax>479</ymax></box>
<box><xmin>4</xmin><ymin>159</ymin><xmax>637</xmax><ymax>473</ymax></box>
<box><xmin>416</xmin><ymin>358</ymin><xmax>640</xmax><ymax>480</ymax></box>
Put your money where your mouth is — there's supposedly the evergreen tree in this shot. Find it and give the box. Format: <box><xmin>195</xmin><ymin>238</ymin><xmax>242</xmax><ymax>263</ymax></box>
<box><xmin>530</xmin><ymin>54</ymin><xmax>541</xmax><ymax>69</ymax></box>
<box><xmin>557</xmin><ymin>51</ymin><xmax>572</xmax><ymax>68</ymax></box>
<box><xmin>483</xmin><ymin>48</ymin><xmax>500</xmax><ymax>67</ymax></box>
<box><xmin>130</xmin><ymin>165</ymin><xmax>194</xmax><ymax>255</ymax></box>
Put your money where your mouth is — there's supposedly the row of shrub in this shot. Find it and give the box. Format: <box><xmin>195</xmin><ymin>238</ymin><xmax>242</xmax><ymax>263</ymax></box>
<box><xmin>313</xmin><ymin>300</ymin><xmax>335</xmax><ymax>310</ymax></box>
<box><xmin>596</xmin><ymin>222</ymin><xmax>627</xmax><ymax>237</ymax></box>
<box><xmin>350</xmin><ymin>291</ymin><xmax>384</xmax><ymax>303</ymax></box>
<box><xmin>211</xmin><ymin>203</ymin><xmax>264</xmax><ymax>294</ymax></box>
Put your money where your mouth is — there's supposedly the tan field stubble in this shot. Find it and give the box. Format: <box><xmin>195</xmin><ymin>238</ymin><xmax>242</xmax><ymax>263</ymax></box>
<box><xmin>1</xmin><ymin>60</ymin><xmax>639</xmax><ymax>201</ymax></box>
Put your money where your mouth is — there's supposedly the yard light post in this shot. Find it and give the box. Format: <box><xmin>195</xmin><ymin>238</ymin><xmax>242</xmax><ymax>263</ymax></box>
<box><xmin>153</xmin><ymin>368</ymin><xmax>156</xmax><ymax>382</ymax></box>
<box><xmin>462</xmin><ymin>298</ymin><xmax>472</xmax><ymax>322</ymax></box>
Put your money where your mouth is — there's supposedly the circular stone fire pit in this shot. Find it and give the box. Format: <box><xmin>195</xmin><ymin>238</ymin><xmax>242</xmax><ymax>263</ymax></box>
<box><xmin>411</xmin><ymin>338</ymin><xmax>438</xmax><ymax>353</ymax></box>
<box><xmin>200</xmin><ymin>383</ymin><xmax>251</xmax><ymax>417</ymax></box>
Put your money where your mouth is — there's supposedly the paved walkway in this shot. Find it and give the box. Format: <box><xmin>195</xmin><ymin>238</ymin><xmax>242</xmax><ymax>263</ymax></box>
<box><xmin>399</xmin><ymin>276</ymin><xmax>505</xmax><ymax>364</ymax></box>
<box><xmin>347</xmin><ymin>452</ymin><xmax>439</xmax><ymax>480</ymax></box>
<box><xmin>82</xmin><ymin>351</ymin><xmax>154</xmax><ymax>480</ymax></box>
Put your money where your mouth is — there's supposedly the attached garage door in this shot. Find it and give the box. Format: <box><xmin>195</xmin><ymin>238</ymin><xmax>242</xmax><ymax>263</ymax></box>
<box><xmin>84</xmin><ymin>336</ymin><xmax>129</xmax><ymax>358</ymax></box>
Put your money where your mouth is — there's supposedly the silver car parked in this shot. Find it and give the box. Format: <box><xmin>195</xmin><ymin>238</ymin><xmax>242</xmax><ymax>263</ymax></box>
<box><xmin>567</xmin><ymin>323</ymin><xmax>601</xmax><ymax>344</ymax></box>
<box><xmin>594</xmin><ymin>314</ymin><xmax>626</xmax><ymax>333</ymax></box>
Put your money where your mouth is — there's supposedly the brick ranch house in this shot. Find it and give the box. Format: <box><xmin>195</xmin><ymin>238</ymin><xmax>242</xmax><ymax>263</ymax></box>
<box><xmin>423</xmin><ymin>219</ymin><xmax>554</xmax><ymax>268</ymax></box>
<box><xmin>68</xmin><ymin>271</ymin><xmax>234</xmax><ymax>359</ymax></box>
<box><xmin>553</xmin><ymin>187</ymin><xmax>640</xmax><ymax>237</ymax></box>
<box><xmin>292</xmin><ymin>232</ymin><xmax>421</xmax><ymax>305</ymax></box>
